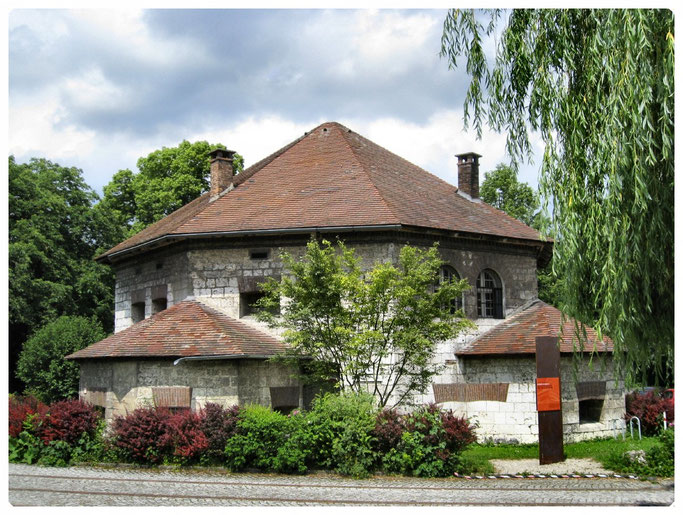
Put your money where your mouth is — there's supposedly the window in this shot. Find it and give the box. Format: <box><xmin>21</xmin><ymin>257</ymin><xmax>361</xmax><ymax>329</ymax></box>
<box><xmin>250</xmin><ymin>249</ymin><xmax>269</xmax><ymax>260</ymax></box>
<box><xmin>476</xmin><ymin>269</ymin><xmax>503</xmax><ymax>318</ymax></box>
<box><xmin>436</xmin><ymin>265</ymin><xmax>463</xmax><ymax>313</ymax></box>
<box><xmin>151</xmin><ymin>285</ymin><xmax>168</xmax><ymax>315</ymax></box>
<box><xmin>240</xmin><ymin>291</ymin><xmax>280</xmax><ymax>317</ymax></box>
<box><xmin>152</xmin><ymin>298</ymin><xmax>167</xmax><ymax>314</ymax></box>
<box><xmin>270</xmin><ymin>386</ymin><xmax>300</xmax><ymax>415</ymax></box>
<box><xmin>579</xmin><ymin>399</ymin><xmax>604</xmax><ymax>423</ymax></box>
<box><xmin>131</xmin><ymin>302</ymin><xmax>145</xmax><ymax>323</ymax></box>
<box><xmin>576</xmin><ymin>381</ymin><xmax>606</xmax><ymax>424</ymax></box>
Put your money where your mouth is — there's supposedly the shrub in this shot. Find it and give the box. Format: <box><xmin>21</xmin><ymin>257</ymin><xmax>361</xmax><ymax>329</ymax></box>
<box><xmin>110</xmin><ymin>406</ymin><xmax>173</xmax><ymax>464</ymax></box>
<box><xmin>305</xmin><ymin>393</ymin><xmax>378</xmax><ymax>478</ymax></box>
<box><xmin>9</xmin><ymin>395</ymin><xmax>48</xmax><ymax>438</ymax></box>
<box><xmin>198</xmin><ymin>403</ymin><xmax>240</xmax><ymax>464</ymax></box>
<box><xmin>606</xmin><ymin>428</ymin><xmax>674</xmax><ymax>477</ymax></box>
<box><xmin>372</xmin><ymin>408</ymin><xmax>405</xmax><ymax>454</ymax></box>
<box><xmin>224</xmin><ymin>405</ymin><xmax>295</xmax><ymax>472</ymax></box>
<box><xmin>16</xmin><ymin>316</ymin><xmax>106</xmax><ymax>403</ymax></box>
<box><xmin>158</xmin><ymin>410</ymin><xmax>209</xmax><ymax>464</ymax></box>
<box><xmin>8</xmin><ymin>398</ymin><xmax>106</xmax><ymax>467</ymax></box>
<box><xmin>383</xmin><ymin>404</ymin><xmax>476</xmax><ymax>477</ymax></box>
<box><xmin>9</xmin><ymin>430</ymin><xmax>43</xmax><ymax>465</ymax></box>
<box><xmin>645</xmin><ymin>428</ymin><xmax>675</xmax><ymax>477</ymax></box>
<box><xmin>35</xmin><ymin>399</ymin><xmax>102</xmax><ymax>446</ymax></box>
<box><xmin>625</xmin><ymin>390</ymin><xmax>674</xmax><ymax>436</ymax></box>
<box><xmin>440</xmin><ymin>409</ymin><xmax>477</xmax><ymax>454</ymax></box>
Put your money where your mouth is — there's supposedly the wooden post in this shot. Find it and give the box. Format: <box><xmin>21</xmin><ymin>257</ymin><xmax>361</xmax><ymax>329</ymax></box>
<box><xmin>535</xmin><ymin>336</ymin><xmax>565</xmax><ymax>464</ymax></box>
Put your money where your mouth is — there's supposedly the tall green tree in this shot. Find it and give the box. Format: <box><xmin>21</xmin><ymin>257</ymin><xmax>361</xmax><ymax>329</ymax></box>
<box><xmin>8</xmin><ymin>156</ymin><xmax>120</xmax><ymax>392</ymax></box>
<box><xmin>101</xmin><ymin>140</ymin><xmax>243</xmax><ymax>236</ymax></box>
<box><xmin>441</xmin><ymin>9</ymin><xmax>674</xmax><ymax>385</ymax></box>
<box><xmin>480</xmin><ymin>163</ymin><xmax>539</xmax><ymax>225</ymax></box>
<box><xmin>257</xmin><ymin>240</ymin><xmax>473</xmax><ymax>408</ymax></box>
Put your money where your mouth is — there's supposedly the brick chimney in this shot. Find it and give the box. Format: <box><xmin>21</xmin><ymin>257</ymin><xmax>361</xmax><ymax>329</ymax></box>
<box><xmin>209</xmin><ymin>148</ymin><xmax>236</xmax><ymax>197</ymax></box>
<box><xmin>455</xmin><ymin>152</ymin><xmax>482</xmax><ymax>199</ymax></box>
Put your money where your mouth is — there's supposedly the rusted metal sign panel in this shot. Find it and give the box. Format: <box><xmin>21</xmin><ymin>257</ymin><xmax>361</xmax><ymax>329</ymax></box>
<box><xmin>536</xmin><ymin>377</ymin><xmax>561</xmax><ymax>411</ymax></box>
<box><xmin>535</xmin><ymin>336</ymin><xmax>565</xmax><ymax>465</ymax></box>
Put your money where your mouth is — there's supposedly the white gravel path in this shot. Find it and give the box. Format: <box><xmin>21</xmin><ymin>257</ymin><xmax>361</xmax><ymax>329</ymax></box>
<box><xmin>490</xmin><ymin>458</ymin><xmax>614</xmax><ymax>475</ymax></box>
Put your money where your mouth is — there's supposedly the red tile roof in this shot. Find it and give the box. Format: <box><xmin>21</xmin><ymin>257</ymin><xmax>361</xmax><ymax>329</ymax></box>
<box><xmin>66</xmin><ymin>300</ymin><xmax>288</xmax><ymax>360</ymax></box>
<box><xmin>456</xmin><ymin>300</ymin><xmax>614</xmax><ymax>356</ymax></box>
<box><xmin>99</xmin><ymin>121</ymin><xmax>547</xmax><ymax>261</ymax></box>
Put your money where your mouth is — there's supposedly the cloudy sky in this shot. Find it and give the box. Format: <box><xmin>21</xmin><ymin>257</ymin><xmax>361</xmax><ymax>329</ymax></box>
<box><xmin>8</xmin><ymin>8</ymin><xmax>545</xmax><ymax>196</ymax></box>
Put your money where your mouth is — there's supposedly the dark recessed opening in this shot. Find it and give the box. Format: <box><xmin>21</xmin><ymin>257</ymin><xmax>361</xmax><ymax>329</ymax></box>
<box><xmin>152</xmin><ymin>297</ymin><xmax>167</xmax><ymax>314</ymax></box>
<box><xmin>240</xmin><ymin>291</ymin><xmax>279</xmax><ymax>317</ymax></box>
<box><xmin>131</xmin><ymin>302</ymin><xmax>145</xmax><ymax>323</ymax></box>
<box><xmin>273</xmin><ymin>405</ymin><xmax>298</xmax><ymax>415</ymax></box>
<box><xmin>250</xmin><ymin>249</ymin><xmax>269</xmax><ymax>260</ymax></box>
<box><xmin>156</xmin><ymin>262</ymin><xmax>163</xmax><ymax>270</ymax></box>
<box><xmin>579</xmin><ymin>398</ymin><xmax>604</xmax><ymax>423</ymax></box>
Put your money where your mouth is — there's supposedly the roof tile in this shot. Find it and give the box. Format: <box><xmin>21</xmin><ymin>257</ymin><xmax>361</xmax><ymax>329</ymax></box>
<box><xmin>99</xmin><ymin>122</ymin><xmax>546</xmax><ymax>260</ymax></box>
<box><xmin>456</xmin><ymin>300</ymin><xmax>614</xmax><ymax>356</ymax></box>
<box><xmin>66</xmin><ymin>300</ymin><xmax>288</xmax><ymax>360</ymax></box>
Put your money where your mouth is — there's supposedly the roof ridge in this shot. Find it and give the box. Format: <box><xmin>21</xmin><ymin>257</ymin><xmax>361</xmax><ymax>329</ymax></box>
<box><xmin>333</xmin><ymin>124</ymin><xmax>402</xmax><ymax>224</ymax></box>
<box><xmin>341</xmin><ymin>124</ymin><xmax>463</xmax><ymax>195</ymax></box>
<box><xmin>232</xmin><ymin>126</ymin><xmax>316</xmax><ymax>188</ymax></box>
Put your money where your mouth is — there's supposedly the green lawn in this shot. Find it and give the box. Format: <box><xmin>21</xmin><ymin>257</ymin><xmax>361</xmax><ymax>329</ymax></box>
<box><xmin>459</xmin><ymin>436</ymin><xmax>660</xmax><ymax>475</ymax></box>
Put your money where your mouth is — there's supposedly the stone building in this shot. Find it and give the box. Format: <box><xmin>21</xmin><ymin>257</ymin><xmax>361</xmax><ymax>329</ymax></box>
<box><xmin>68</xmin><ymin>121</ymin><xmax>624</xmax><ymax>442</ymax></box>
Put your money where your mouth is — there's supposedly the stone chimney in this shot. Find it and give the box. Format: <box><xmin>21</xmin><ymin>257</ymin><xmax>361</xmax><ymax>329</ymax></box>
<box><xmin>209</xmin><ymin>148</ymin><xmax>236</xmax><ymax>197</ymax></box>
<box><xmin>456</xmin><ymin>152</ymin><xmax>482</xmax><ymax>199</ymax></box>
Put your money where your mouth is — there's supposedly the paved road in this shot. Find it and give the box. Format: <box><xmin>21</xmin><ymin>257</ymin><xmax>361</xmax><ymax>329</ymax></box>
<box><xmin>8</xmin><ymin>463</ymin><xmax>674</xmax><ymax>506</ymax></box>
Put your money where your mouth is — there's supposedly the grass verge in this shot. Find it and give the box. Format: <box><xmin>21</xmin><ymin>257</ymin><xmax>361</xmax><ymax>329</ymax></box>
<box><xmin>459</xmin><ymin>436</ymin><xmax>660</xmax><ymax>476</ymax></box>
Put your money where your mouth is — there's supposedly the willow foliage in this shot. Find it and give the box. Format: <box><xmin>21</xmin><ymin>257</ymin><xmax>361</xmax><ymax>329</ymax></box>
<box><xmin>441</xmin><ymin>9</ymin><xmax>674</xmax><ymax>384</ymax></box>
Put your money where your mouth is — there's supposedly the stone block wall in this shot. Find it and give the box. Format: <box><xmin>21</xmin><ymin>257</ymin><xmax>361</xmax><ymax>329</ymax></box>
<box><xmin>78</xmin><ymin>358</ymin><xmax>302</xmax><ymax>421</ymax></box>
<box><xmin>112</xmin><ymin>233</ymin><xmax>539</xmax><ymax>334</ymax></box>
<box><xmin>113</xmin><ymin>249</ymin><xmax>191</xmax><ymax>333</ymax></box>
<box><xmin>431</xmin><ymin>355</ymin><xmax>625</xmax><ymax>444</ymax></box>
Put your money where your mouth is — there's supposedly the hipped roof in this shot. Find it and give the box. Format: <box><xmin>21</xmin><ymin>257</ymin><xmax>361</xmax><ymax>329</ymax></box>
<box><xmin>456</xmin><ymin>300</ymin><xmax>614</xmax><ymax>356</ymax></box>
<box><xmin>98</xmin><ymin>121</ymin><xmax>548</xmax><ymax>262</ymax></box>
<box><xmin>66</xmin><ymin>300</ymin><xmax>287</xmax><ymax>360</ymax></box>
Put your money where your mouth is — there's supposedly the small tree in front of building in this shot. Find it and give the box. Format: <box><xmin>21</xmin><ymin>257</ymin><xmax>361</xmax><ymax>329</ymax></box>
<box><xmin>16</xmin><ymin>316</ymin><xmax>106</xmax><ymax>404</ymax></box>
<box><xmin>257</xmin><ymin>240</ymin><xmax>473</xmax><ymax>408</ymax></box>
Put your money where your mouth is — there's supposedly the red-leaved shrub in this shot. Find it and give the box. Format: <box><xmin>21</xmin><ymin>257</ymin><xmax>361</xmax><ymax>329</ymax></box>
<box><xmin>35</xmin><ymin>399</ymin><xmax>102</xmax><ymax>445</ymax></box>
<box><xmin>372</xmin><ymin>408</ymin><xmax>405</xmax><ymax>453</ymax></box>
<box><xmin>111</xmin><ymin>407</ymin><xmax>173</xmax><ymax>463</ymax></box>
<box><xmin>158</xmin><ymin>410</ymin><xmax>209</xmax><ymax>461</ymax></box>
<box><xmin>440</xmin><ymin>410</ymin><xmax>477</xmax><ymax>453</ymax></box>
<box><xmin>8</xmin><ymin>395</ymin><xmax>48</xmax><ymax>437</ymax></box>
<box><xmin>625</xmin><ymin>390</ymin><xmax>674</xmax><ymax>436</ymax></box>
<box><xmin>199</xmin><ymin>403</ymin><xmax>240</xmax><ymax>461</ymax></box>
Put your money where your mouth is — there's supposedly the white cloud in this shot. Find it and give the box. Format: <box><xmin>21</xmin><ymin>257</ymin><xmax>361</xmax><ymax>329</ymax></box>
<box><xmin>9</xmin><ymin>89</ymin><xmax>98</xmax><ymax>161</ymax></box>
<box><xmin>187</xmin><ymin>115</ymin><xmax>322</xmax><ymax>169</ymax></box>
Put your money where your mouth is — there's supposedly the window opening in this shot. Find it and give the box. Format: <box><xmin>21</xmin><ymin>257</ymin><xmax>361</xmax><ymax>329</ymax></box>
<box><xmin>436</xmin><ymin>265</ymin><xmax>463</xmax><ymax>313</ymax></box>
<box><xmin>152</xmin><ymin>297</ymin><xmax>167</xmax><ymax>314</ymax></box>
<box><xmin>240</xmin><ymin>291</ymin><xmax>280</xmax><ymax>317</ymax></box>
<box><xmin>250</xmin><ymin>249</ymin><xmax>269</xmax><ymax>260</ymax></box>
<box><xmin>131</xmin><ymin>302</ymin><xmax>145</xmax><ymax>323</ymax></box>
<box><xmin>579</xmin><ymin>399</ymin><xmax>604</xmax><ymax>423</ymax></box>
<box><xmin>476</xmin><ymin>269</ymin><xmax>503</xmax><ymax>318</ymax></box>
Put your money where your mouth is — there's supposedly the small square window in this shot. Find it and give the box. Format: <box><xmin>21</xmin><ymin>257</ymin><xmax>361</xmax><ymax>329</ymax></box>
<box><xmin>240</xmin><ymin>291</ymin><xmax>279</xmax><ymax>317</ymax></box>
<box><xmin>250</xmin><ymin>249</ymin><xmax>269</xmax><ymax>260</ymax></box>
<box><xmin>579</xmin><ymin>398</ymin><xmax>604</xmax><ymax>423</ymax></box>
<box><xmin>152</xmin><ymin>297</ymin><xmax>167</xmax><ymax>314</ymax></box>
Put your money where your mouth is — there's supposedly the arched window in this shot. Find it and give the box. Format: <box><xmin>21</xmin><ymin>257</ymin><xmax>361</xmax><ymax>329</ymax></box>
<box><xmin>437</xmin><ymin>265</ymin><xmax>463</xmax><ymax>314</ymax></box>
<box><xmin>477</xmin><ymin>269</ymin><xmax>503</xmax><ymax>319</ymax></box>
